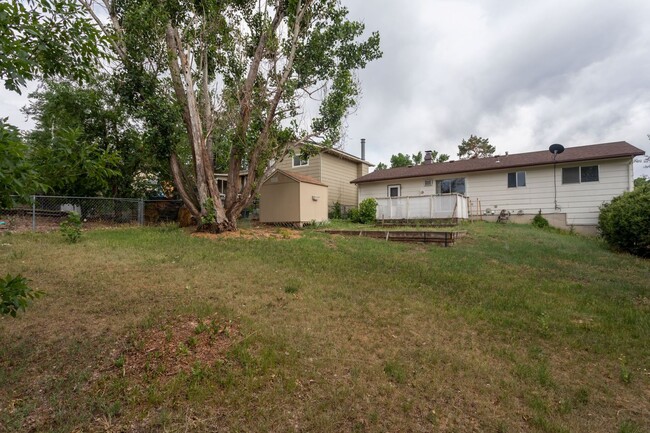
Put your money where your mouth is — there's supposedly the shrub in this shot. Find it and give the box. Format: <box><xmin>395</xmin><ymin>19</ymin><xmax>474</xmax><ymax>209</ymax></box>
<box><xmin>350</xmin><ymin>198</ymin><xmax>377</xmax><ymax>224</ymax></box>
<box><xmin>329</xmin><ymin>201</ymin><xmax>342</xmax><ymax>219</ymax></box>
<box><xmin>598</xmin><ymin>185</ymin><xmax>650</xmax><ymax>257</ymax></box>
<box><xmin>1</xmin><ymin>274</ymin><xmax>43</xmax><ymax>317</ymax></box>
<box><xmin>532</xmin><ymin>211</ymin><xmax>549</xmax><ymax>229</ymax></box>
<box><xmin>60</xmin><ymin>211</ymin><xmax>82</xmax><ymax>243</ymax></box>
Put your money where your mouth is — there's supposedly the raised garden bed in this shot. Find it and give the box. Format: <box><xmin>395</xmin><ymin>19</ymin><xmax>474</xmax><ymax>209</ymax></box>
<box><xmin>324</xmin><ymin>229</ymin><xmax>467</xmax><ymax>246</ymax></box>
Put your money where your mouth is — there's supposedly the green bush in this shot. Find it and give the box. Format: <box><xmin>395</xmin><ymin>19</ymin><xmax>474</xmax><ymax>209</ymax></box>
<box><xmin>598</xmin><ymin>185</ymin><xmax>650</xmax><ymax>257</ymax></box>
<box><xmin>532</xmin><ymin>211</ymin><xmax>549</xmax><ymax>229</ymax></box>
<box><xmin>329</xmin><ymin>201</ymin><xmax>342</xmax><ymax>219</ymax></box>
<box><xmin>60</xmin><ymin>211</ymin><xmax>82</xmax><ymax>243</ymax></box>
<box><xmin>350</xmin><ymin>198</ymin><xmax>377</xmax><ymax>224</ymax></box>
<box><xmin>1</xmin><ymin>274</ymin><xmax>43</xmax><ymax>317</ymax></box>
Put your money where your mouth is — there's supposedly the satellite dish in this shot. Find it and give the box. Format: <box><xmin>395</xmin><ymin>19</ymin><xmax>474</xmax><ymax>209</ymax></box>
<box><xmin>549</xmin><ymin>143</ymin><xmax>565</xmax><ymax>155</ymax></box>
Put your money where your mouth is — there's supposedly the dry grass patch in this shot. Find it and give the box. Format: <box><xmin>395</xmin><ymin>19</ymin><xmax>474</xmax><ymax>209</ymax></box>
<box><xmin>192</xmin><ymin>225</ymin><xmax>301</xmax><ymax>240</ymax></box>
<box><xmin>113</xmin><ymin>315</ymin><xmax>238</xmax><ymax>380</ymax></box>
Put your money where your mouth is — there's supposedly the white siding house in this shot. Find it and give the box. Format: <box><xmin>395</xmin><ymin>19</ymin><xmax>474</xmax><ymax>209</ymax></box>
<box><xmin>353</xmin><ymin>142</ymin><xmax>644</xmax><ymax>232</ymax></box>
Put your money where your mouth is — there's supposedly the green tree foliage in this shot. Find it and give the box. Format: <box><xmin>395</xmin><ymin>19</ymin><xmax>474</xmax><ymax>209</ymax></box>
<box><xmin>0</xmin><ymin>119</ymin><xmax>44</xmax><ymax>208</ymax></box>
<box><xmin>0</xmin><ymin>0</ymin><xmax>106</xmax><ymax>93</ymax></box>
<box><xmin>386</xmin><ymin>150</ymin><xmax>450</xmax><ymax>168</ymax></box>
<box><xmin>427</xmin><ymin>150</ymin><xmax>450</xmax><ymax>163</ymax></box>
<box><xmin>598</xmin><ymin>184</ymin><xmax>650</xmax><ymax>257</ymax></box>
<box><xmin>374</xmin><ymin>162</ymin><xmax>387</xmax><ymax>170</ymax></box>
<box><xmin>390</xmin><ymin>153</ymin><xmax>413</xmax><ymax>168</ymax></box>
<box><xmin>0</xmin><ymin>274</ymin><xmax>43</xmax><ymax>317</ymax></box>
<box><xmin>84</xmin><ymin>0</ymin><xmax>382</xmax><ymax>231</ymax></box>
<box><xmin>27</xmin><ymin>127</ymin><xmax>121</xmax><ymax>197</ymax></box>
<box><xmin>24</xmin><ymin>79</ymin><xmax>164</xmax><ymax>197</ymax></box>
<box><xmin>458</xmin><ymin>135</ymin><xmax>495</xmax><ymax>159</ymax></box>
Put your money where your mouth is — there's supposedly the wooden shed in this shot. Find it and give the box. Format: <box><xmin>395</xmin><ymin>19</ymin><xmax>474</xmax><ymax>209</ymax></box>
<box><xmin>259</xmin><ymin>170</ymin><xmax>328</xmax><ymax>225</ymax></box>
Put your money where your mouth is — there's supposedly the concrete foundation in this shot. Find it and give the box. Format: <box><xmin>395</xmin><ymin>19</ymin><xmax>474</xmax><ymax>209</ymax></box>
<box><xmin>470</xmin><ymin>213</ymin><xmax>598</xmax><ymax>235</ymax></box>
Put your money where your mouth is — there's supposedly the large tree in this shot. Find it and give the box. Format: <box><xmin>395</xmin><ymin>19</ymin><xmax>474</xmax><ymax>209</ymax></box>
<box><xmin>458</xmin><ymin>135</ymin><xmax>495</xmax><ymax>159</ymax></box>
<box><xmin>0</xmin><ymin>0</ymin><xmax>106</xmax><ymax>93</ymax></box>
<box><xmin>81</xmin><ymin>0</ymin><xmax>381</xmax><ymax>231</ymax></box>
<box><xmin>24</xmin><ymin>79</ymin><xmax>165</xmax><ymax>197</ymax></box>
<box><xmin>0</xmin><ymin>0</ymin><xmax>106</xmax><ymax>207</ymax></box>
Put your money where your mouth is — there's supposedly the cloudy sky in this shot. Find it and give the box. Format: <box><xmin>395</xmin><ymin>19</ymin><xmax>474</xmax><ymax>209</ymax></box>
<box><xmin>340</xmin><ymin>0</ymin><xmax>650</xmax><ymax>176</ymax></box>
<box><xmin>1</xmin><ymin>0</ymin><xmax>649</xmax><ymax>177</ymax></box>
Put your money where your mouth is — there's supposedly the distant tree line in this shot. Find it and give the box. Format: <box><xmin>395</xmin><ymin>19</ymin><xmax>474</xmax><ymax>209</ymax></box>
<box><xmin>374</xmin><ymin>135</ymin><xmax>494</xmax><ymax>170</ymax></box>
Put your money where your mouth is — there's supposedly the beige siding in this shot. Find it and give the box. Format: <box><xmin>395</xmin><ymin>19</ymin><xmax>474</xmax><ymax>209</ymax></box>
<box><xmin>357</xmin><ymin>163</ymin><xmax>369</xmax><ymax>178</ymax></box>
<box><xmin>275</xmin><ymin>153</ymin><xmax>322</xmax><ymax>180</ymax></box>
<box><xmin>259</xmin><ymin>173</ymin><xmax>301</xmax><ymax>223</ymax></box>
<box><xmin>299</xmin><ymin>182</ymin><xmax>329</xmax><ymax>222</ymax></box>
<box><xmin>358</xmin><ymin>157</ymin><xmax>634</xmax><ymax>226</ymax></box>
<box><xmin>320</xmin><ymin>153</ymin><xmax>360</xmax><ymax>206</ymax></box>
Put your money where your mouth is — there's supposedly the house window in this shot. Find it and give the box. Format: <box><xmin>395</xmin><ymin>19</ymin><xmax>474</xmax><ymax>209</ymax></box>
<box><xmin>580</xmin><ymin>165</ymin><xmax>599</xmax><ymax>182</ymax></box>
<box><xmin>507</xmin><ymin>171</ymin><xmax>526</xmax><ymax>188</ymax></box>
<box><xmin>388</xmin><ymin>185</ymin><xmax>401</xmax><ymax>197</ymax></box>
<box><xmin>562</xmin><ymin>166</ymin><xmax>599</xmax><ymax>184</ymax></box>
<box><xmin>436</xmin><ymin>178</ymin><xmax>465</xmax><ymax>195</ymax></box>
<box><xmin>292</xmin><ymin>155</ymin><xmax>309</xmax><ymax>167</ymax></box>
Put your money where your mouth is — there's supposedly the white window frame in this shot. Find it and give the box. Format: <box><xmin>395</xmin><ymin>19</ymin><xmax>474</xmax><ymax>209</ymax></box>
<box><xmin>387</xmin><ymin>184</ymin><xmax>401</xmax><ymax>198</ymax></box>
<box><xmin>562</xmin><ymin>165</ymin><xmax>599</xmax><ymax>184</ymax></box>
<box><xmin>292</xmin><ymin>155</ymin><xmax>309</xmax><ymax>167</ymax></box>
<box><xmin>507</xmin><ymin>171</ymin><xmax>526</xmax><ymax>188</ymax></box>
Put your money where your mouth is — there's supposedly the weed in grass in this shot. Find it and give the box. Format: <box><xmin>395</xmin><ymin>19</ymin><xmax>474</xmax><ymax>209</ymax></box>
<box><xmin>284</xmin><ymin>284</ymin><xmax>299</xmax><ymax>294</ymax></box>
<box><xmin>186</xmin><ymin>336</ymin><xmax>198</xmax><ymax>349</ymax></box>
<box><xmin>574</xmin><ymin>387</ymin><xmax>589</xmax><ymax>405</ymax></box>
<box><xmin>177</xmin><ymin>342</ymin><xmax>190</xmax><ymax>356</ymax></box>
<box><xmin>619</xmin><ymin>356</ymin><xmax>633</xmax><ymax>384</ymax></box>
<box><xmin>60</xmin><ymin>212</ymin><xmax>82</xmax><ymax>243</ymax></box>
<box><xmin>619</xmin><ymin>365</ymin><xmax>632</xmax><ymax>384</ymax></box>
<box><xmin>383</xmin><ymin>361</ymin><xmax>407</xmax><ymax>384</ymax></box>
<box><xmin>190</xmin><ymin>361</ymin><xmax>209</xmax><ymax>382</ymax></box>
<box><xmin>194</xmin><ymin>321</ymin><xmax>208</xmax><ymax>335</ymax></box>
<box><xmin>619</xmin><ymin>420</ymin><xmax>644</xmax><ymax>433</ymax></box>
<box><xmin>114</xmin><ymin>355</ymin><xmax>125</xmax><ymax>369</ymax></box>
<box><xmin>537</xmin><ymin>312</ymin><xmax>551</xmax><ymax>337</ymax></box>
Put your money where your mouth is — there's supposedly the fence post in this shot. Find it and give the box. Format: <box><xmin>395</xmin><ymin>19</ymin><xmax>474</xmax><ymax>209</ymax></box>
<box><xmin>32</xmin><ymin>195</ymin><xmax>36</xmax><ymax>231</ymax></box>
<box><xmin>137</xmin><ymin>199</ymin><xmax>144</xmax><ymax>226</ymax></box>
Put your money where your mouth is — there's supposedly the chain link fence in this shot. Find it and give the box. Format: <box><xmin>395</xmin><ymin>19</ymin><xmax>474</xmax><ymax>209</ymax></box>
<box><xmin>1</xmin><ymin>195</ymin><xmax>145</xmax><ymax>232</ymax></box>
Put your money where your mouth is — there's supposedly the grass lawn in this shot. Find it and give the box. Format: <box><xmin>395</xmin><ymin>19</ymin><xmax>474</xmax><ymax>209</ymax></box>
<box><xmin>0</xmin><ymin>222</ymin><xmax>648</xmax><ymax>432</ymax></box>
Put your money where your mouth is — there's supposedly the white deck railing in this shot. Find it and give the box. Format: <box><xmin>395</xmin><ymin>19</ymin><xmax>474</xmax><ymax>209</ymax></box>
<box><xmin>374</xmin><ymin>194</ymin><xmax>468</xmax><ymax>220</ymax></box>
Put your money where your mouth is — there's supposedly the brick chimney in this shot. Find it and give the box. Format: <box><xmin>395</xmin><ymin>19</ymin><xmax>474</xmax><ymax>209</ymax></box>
<box><xmin>424</xmin><ymin>150</ymin><xmax>433</xmax><ymax>164</ymax></box>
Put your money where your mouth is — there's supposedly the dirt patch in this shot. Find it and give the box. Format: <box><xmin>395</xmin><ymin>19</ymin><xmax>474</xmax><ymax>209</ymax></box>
<box><xmin>115</xmin><ymin>315</ymin><xmax>239</xmax><ymax>379</ymax></box>
<box><xmin>192</xmin><ymin>226</ymin><xmax>301</xmax><ymax>241</ymax></box>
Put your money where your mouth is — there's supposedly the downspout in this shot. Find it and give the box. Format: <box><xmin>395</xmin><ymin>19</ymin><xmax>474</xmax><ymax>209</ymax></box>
<box><xmin>628</xmin><ymin>158</ymin><xmax>633</xmax><ymax>191</ymax></box>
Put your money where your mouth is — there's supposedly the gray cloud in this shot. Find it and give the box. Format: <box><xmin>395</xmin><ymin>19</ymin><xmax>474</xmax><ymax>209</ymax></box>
<box><xmin>343</xmin><ymin>0</ymin><xmax>650</xmax><ymax>176</ymax></box>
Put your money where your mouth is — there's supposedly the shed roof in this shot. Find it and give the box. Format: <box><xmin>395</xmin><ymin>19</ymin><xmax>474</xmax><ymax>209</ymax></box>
<box><xmin>351</xmin><ymin>141</ymin><xmax>645</xmax><ymax>184</ymax></box>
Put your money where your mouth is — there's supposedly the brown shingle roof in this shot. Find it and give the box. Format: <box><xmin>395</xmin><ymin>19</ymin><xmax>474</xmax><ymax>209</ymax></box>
<box><xmin>351</xmin><ymin>141</ymin><xmax>645</xmax><ymax>184</ymax></box>
<box><xmin>274</xmin><ymin>169</ymin><xmax>328</xmax><ymax>187</ymax></box>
